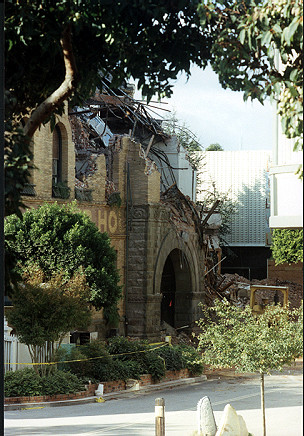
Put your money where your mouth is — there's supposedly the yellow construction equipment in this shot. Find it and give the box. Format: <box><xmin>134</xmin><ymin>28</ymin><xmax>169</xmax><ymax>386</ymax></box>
<box><xmin>250</xmin><ymin>285</ymin><xmax>289</xmax><ymax>315</ymax></box>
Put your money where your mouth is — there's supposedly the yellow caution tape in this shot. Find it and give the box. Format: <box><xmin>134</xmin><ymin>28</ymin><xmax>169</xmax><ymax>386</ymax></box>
<box><xmin>5</xmin><ymin>342</ymin><xmax>169</xmax><ymax>366</ymax></box>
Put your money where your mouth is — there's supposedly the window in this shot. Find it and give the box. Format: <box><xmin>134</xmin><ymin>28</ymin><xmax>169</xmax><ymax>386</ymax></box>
<box><xmin>52</xmin><ymin>125</ymin><xmax>62</xmax><ymax>185</ymax></box>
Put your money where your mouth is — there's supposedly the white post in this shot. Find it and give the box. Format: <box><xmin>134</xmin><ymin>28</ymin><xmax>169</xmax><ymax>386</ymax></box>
<box><xmin>95</xmin><ymin>383</ymin><xmax>104</xmax><ymax>397</ymax></box>
<box><xmin>155</xmin><ymin>397</ymin><xmax>165</xmax><ymax>436</ymax></box>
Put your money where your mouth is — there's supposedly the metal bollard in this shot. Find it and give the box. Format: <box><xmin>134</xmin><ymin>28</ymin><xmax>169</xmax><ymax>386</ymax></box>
<box><xmin>155</xmin><ymin>397</ymin><xmax>165</xmax><ymax>436</ymax></box>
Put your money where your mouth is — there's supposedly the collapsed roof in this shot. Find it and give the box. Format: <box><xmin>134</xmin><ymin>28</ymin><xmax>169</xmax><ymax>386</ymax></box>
<box><xmin>69</xmin><ymin>79</ymin><xmax>196</xmax><ymax>193</ymax></box>
<box><xmin>70</xmin><ymin>78</ymin><xmax>170</xmax><ymax>148</ymax></box>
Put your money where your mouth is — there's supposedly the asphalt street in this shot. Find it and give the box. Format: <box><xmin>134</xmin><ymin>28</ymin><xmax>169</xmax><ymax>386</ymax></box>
<box><xmin>4</xmin><ymin>370</ymin><xmax>303</xmax><ymax>436</ymax></box>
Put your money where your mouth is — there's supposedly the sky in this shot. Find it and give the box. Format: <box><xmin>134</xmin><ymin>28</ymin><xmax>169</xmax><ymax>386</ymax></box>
<box><xmin>133</xmin><ymin>64</ymin><xmax>274</xmax><ymax>151</ymax></box>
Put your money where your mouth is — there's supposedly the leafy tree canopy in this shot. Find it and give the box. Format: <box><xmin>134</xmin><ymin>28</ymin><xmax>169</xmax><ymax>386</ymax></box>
<box><xmin>197</xmin><ymin>299</ymin><xmax>303</xmax><ymax>374</ymax></box>
<box><xmin>271</xmin><ymin>228</ymin><xmax>303</xmax><ymax>265</ymax></box>
<box><xmin>196</xmin><ymin>299</ymin><xmax>303</xmax><ymax>435</ymax></box>
<box><xmin>206</xmin><ymin>143</ymin><xmax>223</xmax><ymax>151</ymax></box>
<box><xmin>4</xmin><ymin>202</ymin><xmax>121</xmax><ymax>323</ymax></box>
<box><xmin>5</xmin><ymin>0</ymin><xmax>212</xmax><ymax>129</ymax></box>
<box><xmin>198</xmin><ymin>0</ymin><xmax>303</xmax><ymax>153</ymax></box>
<box><xmin>6</xmin><ymin>268</ymin><xmax>92</xmax><ymax>374</ymax></box>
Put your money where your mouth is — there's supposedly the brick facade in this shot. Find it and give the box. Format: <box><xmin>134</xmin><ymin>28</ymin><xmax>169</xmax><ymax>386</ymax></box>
<box><xmin>23</xmin><ymin>112</ymin><xmax>205</xmax><ymax>340</ymax></box>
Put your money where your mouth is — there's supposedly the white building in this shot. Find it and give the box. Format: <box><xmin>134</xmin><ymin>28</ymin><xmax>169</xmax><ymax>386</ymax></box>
<box><xmin>197</xmin><ymin>150</ymin><xmax>272</xmax><ymax>279</ymax></box>
<box><xmin>198</xmin><ymin>150</ymin><xmax>271</xmax><ymax>245</ymax></box>
<box><xmin>150</xmin><ymin>136</ymin><xmax>197</xmax><ymax>201</ymax></box>
<box><xmin>269</xmin><ymin>112</ymin><xmax>303</xmax><ymax>229</ymax></box>
<box><xmin>269</xmin><ymin>49</ymin><xmax>303</xmax><ymax>230</ymax></box>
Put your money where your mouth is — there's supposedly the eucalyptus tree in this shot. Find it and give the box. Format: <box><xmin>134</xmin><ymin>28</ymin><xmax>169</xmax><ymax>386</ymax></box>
<box><xmin>198</xmin><ymin>0</ymin><xmax>303</xmax><ymax>154</ymax></box>
<box><xmin>5</xmin><ymin>0</ymin><xmax>214</xmax><ymax>215</ymax></box>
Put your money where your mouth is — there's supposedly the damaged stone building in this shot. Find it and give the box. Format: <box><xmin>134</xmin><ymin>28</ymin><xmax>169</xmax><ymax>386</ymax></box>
<box><xmin>19</xmin><ymin>81</ymin><xmax>220</xmax><ymax>342</ymax></box>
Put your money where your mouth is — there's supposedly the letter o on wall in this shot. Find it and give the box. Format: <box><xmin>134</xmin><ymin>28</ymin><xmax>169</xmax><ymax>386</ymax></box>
<box><xmin>108</xmin><ymin>211</ymin><xmax>118</xmax><ymax>234</ymax></box>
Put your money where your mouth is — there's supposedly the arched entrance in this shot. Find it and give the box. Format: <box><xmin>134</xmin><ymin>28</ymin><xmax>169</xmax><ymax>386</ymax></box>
<box><xmin>160</xmin><ymin>249</ymin><xmax>192</xmax><ymax>329</ymax></box>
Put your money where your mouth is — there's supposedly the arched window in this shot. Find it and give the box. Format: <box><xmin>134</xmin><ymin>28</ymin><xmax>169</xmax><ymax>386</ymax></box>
<box><xmin>52</xmin><ymin>125</ymin><xmax>62</xmax><ymax>185</ymax></box>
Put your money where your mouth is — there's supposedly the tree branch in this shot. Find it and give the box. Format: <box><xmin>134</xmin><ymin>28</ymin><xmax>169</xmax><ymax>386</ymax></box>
<box><xmin>24</xmin><ymin>24</ymin><xmax>78</xmax><ymax>138</ymax></box>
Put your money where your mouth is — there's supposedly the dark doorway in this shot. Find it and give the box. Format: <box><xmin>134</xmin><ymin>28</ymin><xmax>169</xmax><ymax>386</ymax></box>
<box><xmin>221</xmin><ymin>246</ymin><xmax>271</xmax><ymax>280</ymax></box>
<box><xmin>70</xmin><ymin>331</ymin><xmax>90</xmax><ymax>345</ymax></box>
<box><xmin>160</xmin><ymin>249</ymin><xmax>192</xmax><ymax>329</ymax></box>
<box><xmin>161</xmin><ymin>256</ymin><xmax>176</xmax><ymax>326</ymax></box>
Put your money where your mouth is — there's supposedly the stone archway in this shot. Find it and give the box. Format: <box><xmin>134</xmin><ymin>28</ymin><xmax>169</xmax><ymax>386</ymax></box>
<box><xmin>160</xmin><ymin>248</ymin><xmax>192</xmax><ymax>329</ymax></box>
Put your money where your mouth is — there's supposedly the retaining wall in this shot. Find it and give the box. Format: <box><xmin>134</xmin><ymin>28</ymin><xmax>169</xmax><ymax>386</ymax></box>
<box><xmin>267</xmin><ymin>259</ymin><xmax>303</xmax><ymax>286</ymax></box>
<box><xmin>4</xmin><ymin>369</ymin><xmax>190</xmax><ymax>404</ymax></box>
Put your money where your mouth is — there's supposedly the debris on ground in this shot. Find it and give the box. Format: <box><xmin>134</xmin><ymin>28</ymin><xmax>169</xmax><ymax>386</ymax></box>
<box><xmin>160</xmin><ymin>321</ymin><xmax>197</xmax><ymax>347</ymax></box>
<box><xmin>210</xmin><ymin>273</ymin><xmax>303</xmax><ymax>309</ymax></box>
<box><xmin>159</xmin><ymin>271</ymin><xmax>302</xmax><ymax>346</ymax></box>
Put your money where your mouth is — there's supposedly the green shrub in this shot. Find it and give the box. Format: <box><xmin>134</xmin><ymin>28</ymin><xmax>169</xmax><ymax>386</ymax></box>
<box><xmin>98</xmin><ymin>359</ymin><xmax>143</xmax><ymax>382</ymax></box>
<box><xmin>145</xmin><ymin>351</ymin><xmax>166</xmax><ymax>381</ymax></box>
<box><xmin>271</xmin><ymin>229</ymin><xmax>303</xmax><ymax>265</ymax></box>
<box><xmin>58</xmin><ymin>340</ymin><xmax>144</xmax><ymax>382</ymax></box>
<box><xmin>178</xmin><ymin>345</ymin><xmax>204</xmax><ymax>376</ymax></box>
<box><xmin>56</xmin><ymin>338</ymin><xmax>203</xmax><ymax>383</ymax></box>
<box><xmin>106</xmin><ymin>337</ymin><xmax>168</xmax><ymax>381</ymax></box>
<box><xmin>56</xmin><ymin>346</ymin><xmax>87</xmax><ymax>378</ymax></box>
<box><xmin>154</xmin><ymin>344</ymin><xmax>204</xmax><ymax>375</ymax></box>
<box><xmin>120</xmin><ymin>360</ymin><xmax>143</xmax><ymax>380</ymax></box>
<box><xmin>106</xmin><ymin>336</ymin><xmax>148</xmax><ymax>361</ymax></box>
<box><xmin>77</xmin><ymin>340</ymin><xmax>112</xmax><ymax>379</ymax></box>
<box><xmin>107</xmin><ymin>336</ymin><xmax>150</xmax><ymax>371</ymax></box>
<box><xmin>40</xmin><ymin>371</ymin><xmax>85</xmax><ymax>396</ymax></box>
<box><xmin>157</xmin><ymin>345</ymin><xmax>185</xmax><ymax>371</ymax></box>
<box><xmin>58</xmin><ymin>341</ymin><xmax>112</xmax><ymax>381</ymax></box>
<box><xmin>106</xmin><ymin>338</ymin><xmax>203</xmax><ymax>381</ymax></box>
<box><xmin>4</xmin><ymin>368</ymin><xmax>85</xmax><ymax>397</ymax></box>
<box><xmin>5</xmin><ymin>368</ymin><xmax>42</xmax><ymax>397</ymax></box>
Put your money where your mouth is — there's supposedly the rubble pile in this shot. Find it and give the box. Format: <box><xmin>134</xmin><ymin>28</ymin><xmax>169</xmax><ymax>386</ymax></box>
<box><xmin>171</xmin><ymin>332</ymin><xmax>195</xmax><ymax>347</ymax></box>
<box><xmin>217</xmin><ymin>273</ymin><xmax>303</xmax><ymax>309</ymax></box>
<box><xmin>163</xmin><ymin>271</ymin><xmax>303</xmax><ymax>347</ymax></box>
<box><xmin>160</xmin><ymin>322</ymin><xmax>197</xmax><ymax>347</ymax></box>
<box><xmin>161</xmin><ymin>184</ymin><xmax>204</xmax><ymax>248</ymax></box>
<box><xmin>69</xmin><ymin>115</ymin><xmax>91</xmax><ymax>150</ymax></box>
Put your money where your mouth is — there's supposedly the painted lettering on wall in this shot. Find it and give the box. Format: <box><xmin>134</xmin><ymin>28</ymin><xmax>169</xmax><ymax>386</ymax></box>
<box><xmin>83</xmin><ymin>208</ymin><xmax>119</xmax><ymax>234</ymax></box>
<box><xmin>98</xmin><ymin>209</ymin><xmax>118</xmax><ymax>234</ymax></box>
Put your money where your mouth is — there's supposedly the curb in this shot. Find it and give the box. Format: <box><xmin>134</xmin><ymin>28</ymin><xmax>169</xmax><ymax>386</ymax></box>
<box><xmin>5</xmin><ymin>361</ymin><xmax>302</xmax><ymax>411</ymax></box>
<box><xmin>4</xmin><ymin>375</ymin><xmax>208</xmax><ymax>411</ymax></box>
<box><xmin>204</xmin><ymin>361</ymin><xmax>303</xmax><ymax>380</ymax></box>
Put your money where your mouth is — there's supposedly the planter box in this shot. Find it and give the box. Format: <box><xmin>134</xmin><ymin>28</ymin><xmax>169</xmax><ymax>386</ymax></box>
<box><xmin>5</xmin><ymin>369</ymin><xmax>191</xmax><ymax>404</ymax></box>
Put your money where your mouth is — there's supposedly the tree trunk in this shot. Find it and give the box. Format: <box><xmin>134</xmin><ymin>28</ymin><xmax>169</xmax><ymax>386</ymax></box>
<box><xmin>260</xmin><ymin>371</ymin><xmax>266</xmax><ymax>436</ymax></box>
<box><xmin>28</xmin><ymin>345</ymin><xmax>40</xmax><ymax>374</ymax></box>
<box><xmin>24</xmin><ymin>24</ymin><xmax>78</xmax><ymax>139</ymax></box>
